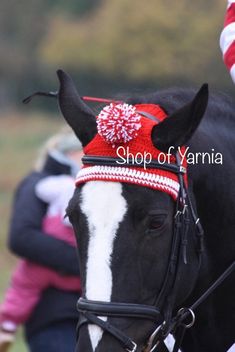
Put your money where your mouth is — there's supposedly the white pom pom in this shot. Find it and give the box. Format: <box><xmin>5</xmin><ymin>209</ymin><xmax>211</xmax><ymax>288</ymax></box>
<box><xmin>97</xmin><ymin>103</ymin><xmax>142</xmax><ymax>144</ymax></box>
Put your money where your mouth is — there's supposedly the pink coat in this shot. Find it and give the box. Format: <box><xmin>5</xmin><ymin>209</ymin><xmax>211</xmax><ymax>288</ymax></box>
<box><xmin>0</xmin><ymin>176</ymin><xmax>81</xmax><ymax>326</ymax></box>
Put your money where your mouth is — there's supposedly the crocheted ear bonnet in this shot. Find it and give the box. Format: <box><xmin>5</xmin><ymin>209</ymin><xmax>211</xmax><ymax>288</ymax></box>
<box><xmin>75</xmin><ymin>103</ymin><xmax>187</xmax><ymax>200</ymax></box>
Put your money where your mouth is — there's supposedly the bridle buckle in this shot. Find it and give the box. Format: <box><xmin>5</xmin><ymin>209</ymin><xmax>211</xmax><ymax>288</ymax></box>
<box><xmin>145</xmin><ymin>322</ymin><xmax>166</xmax><ymax>352</ymax></box>
<box><xmin>176</xmin><ymin>307</ymin><xmax>195</xmax><ymax>328</ymax></box>
<box><xmin>179</xmin><ymin>165</ymin><xmax>186</xmax><ymax>174</ymax></box>
<box><xmin>127</xmin><ymin>341</ymin><xmax>137</xmax><ymax>352</ymax></box>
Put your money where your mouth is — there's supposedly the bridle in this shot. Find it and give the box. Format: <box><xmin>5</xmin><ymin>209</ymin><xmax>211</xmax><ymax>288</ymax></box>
<box><xmin>76</xmin><ymin>108</ymin><xmax>205</xmax><ymax>352</ymax></box>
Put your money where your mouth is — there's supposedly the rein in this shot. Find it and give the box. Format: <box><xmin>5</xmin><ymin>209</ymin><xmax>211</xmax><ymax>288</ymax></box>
<box><xmin>147</xmin><ymin>260</ymin><xmax>235</xmax><ymax>352</ymax></box>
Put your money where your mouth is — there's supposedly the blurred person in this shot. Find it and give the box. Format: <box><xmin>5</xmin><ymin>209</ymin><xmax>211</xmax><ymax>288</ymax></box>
<box><xmin>0</xmin><ymin>174</ymin><xmax>80</xmax><ymax>351</ymax></box>
<box><xmin>0</xmin><ymin>129</ymin><xmax>83</xmax><ymax>352</ymax></box>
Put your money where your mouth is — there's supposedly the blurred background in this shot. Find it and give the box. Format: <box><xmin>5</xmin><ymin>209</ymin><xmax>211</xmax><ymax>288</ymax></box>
<box><xmin>0</xmin><ymin>0</ymin><xmax>233</xmax><ymax>350</ymax></box>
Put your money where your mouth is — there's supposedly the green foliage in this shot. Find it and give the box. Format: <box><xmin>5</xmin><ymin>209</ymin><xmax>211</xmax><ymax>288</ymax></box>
<box><xmin>46</xmin><ymin>0</ymin><xmax>101</xmax><ymax>16</ymax></box>
<box><xmin>39</xmin><ymin>0</ymin><xmax>229</xmax><ymax>88</ymax></box>
<box><xmin>0</xmin><ymin>0</ymin><xmax>100</xmax><ymax>108</ymax></box>
<box><xmin>0</xmin><ymin>0</ymin><xmax>234</xmax><ymax>109</ymax></box>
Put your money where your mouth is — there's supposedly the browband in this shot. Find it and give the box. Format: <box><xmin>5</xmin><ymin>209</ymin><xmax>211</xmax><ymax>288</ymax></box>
<box><xmin>82</xmin><ymin>155</ymin><xmax>186</xmax><ymax>174</ymax></box>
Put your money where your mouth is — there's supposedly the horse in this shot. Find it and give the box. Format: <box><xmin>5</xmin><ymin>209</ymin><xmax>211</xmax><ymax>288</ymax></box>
<box><xmin>56</xmin><ymin>69</ymin><xmax>235</xmax><ymax>352</ymax></box>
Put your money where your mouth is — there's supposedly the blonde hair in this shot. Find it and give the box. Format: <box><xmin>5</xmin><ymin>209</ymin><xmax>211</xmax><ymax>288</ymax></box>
<box><xmin>34</xmin><ymin>127</ymin><xmax>82</xmax><ymax>171</ymax></box>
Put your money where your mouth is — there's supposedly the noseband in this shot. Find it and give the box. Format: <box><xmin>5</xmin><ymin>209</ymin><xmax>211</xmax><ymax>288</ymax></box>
<box><xmin>77</xmin><ymin>138</ymin><xmax>204</xmax><ymax>352</ymax></box>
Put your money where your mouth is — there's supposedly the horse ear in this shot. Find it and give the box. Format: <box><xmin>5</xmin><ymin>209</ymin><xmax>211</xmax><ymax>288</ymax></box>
<box><xmin>57</xmin><ymin>69</ymin><xmax>97</xmax><ymax>147</ymax></box>
<box><xmin>151</xmin><ymin>84</ymin><xmax>209</xmax><ymax>151</ymax></box>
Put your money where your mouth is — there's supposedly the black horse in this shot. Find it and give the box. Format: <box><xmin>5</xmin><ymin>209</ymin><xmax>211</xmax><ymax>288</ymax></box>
<box><xmin>56</xmin><ymin>70</ymin><xmax>235</xmax><ymax>352</ymax></box>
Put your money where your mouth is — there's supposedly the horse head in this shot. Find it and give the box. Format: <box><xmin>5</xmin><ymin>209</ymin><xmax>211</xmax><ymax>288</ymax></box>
<box><xmin>57</xmin><ymin>70</ymin><xmax>209</xmax><ymax>352</ymax></box>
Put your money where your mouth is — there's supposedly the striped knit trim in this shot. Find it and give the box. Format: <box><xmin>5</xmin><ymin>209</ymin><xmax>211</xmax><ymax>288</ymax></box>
<box><xmin>75</xmin><ymin>165</ymin><xmax>180</xmax><ymax>200</ymax></box>
<box><xmin>228</xmin><ymin>1</ymin><xmax>235</xmax><ymax>9</ymax></box>
<box><xmin>224</xmin><ymin>37</ymin><xmax>235</xmax><ymax>71</ymax></box>
<box><xmin>230</xmin><ymin>63</ymin><xmax>235</xmax><ymax>83</ymax></box>
<box><xmin>225</xmin><ymin>2</ymin><xmax>235</xmax><ymax>23</ymax></box>
<box><xmin>220</xmin><ymin>22</ymin><xmax>235</xmax><ymax>57</ymax></box>
<box><xmin>220</xmin><ymin>1</ymin><xmax>235</xmax><ymax>82</ymax></box>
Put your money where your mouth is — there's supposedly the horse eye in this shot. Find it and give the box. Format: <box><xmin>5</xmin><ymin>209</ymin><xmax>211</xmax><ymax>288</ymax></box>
<box><xmin>147</xmin><ymin>216</ymin><xmax>166</xmax><ymax>234</ymax></box>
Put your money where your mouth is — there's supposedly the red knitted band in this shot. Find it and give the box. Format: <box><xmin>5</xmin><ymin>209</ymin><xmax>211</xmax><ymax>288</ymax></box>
<box><xmin>75</xmin><ymin>103</ymin><xmax>187</xmax><ymax>201</ymax></box>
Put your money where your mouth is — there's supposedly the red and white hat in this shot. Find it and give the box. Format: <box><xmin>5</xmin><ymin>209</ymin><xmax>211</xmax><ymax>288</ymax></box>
<box><xmin>75</xmin><ymin>102</ymin><xmax>187</xmax><ymax>200</ymax></box>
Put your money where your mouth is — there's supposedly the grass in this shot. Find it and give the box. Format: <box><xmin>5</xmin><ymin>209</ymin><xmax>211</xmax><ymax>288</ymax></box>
<box><xmin>0</xmin><ymin>111</ymin><xmax>65</xmax><ymax>351</ymax></box>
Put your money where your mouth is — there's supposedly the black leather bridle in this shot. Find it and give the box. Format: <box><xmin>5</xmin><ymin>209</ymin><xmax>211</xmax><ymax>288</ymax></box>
<box><xmin>76</xmin><ymin>143</ymin><xmax>205</xmax><ymax>352</ymax></box>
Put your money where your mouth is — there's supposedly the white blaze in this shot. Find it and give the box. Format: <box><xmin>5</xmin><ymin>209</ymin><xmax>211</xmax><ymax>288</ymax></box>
<box><xmin>80</xmin><ymin>181</ymin><xmax>127</xmax><ymax>351</ymax></box>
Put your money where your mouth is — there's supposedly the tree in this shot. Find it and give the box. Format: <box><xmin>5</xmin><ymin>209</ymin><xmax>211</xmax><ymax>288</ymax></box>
<box><xmin>39</xmin><ymin>0</ymin><xmax>228</xmax><ymax>89</ymax></box>
<box><xmin>0</xmin><ymin>0</ymin><xmax>100</xmax><ymax>108</ymax></box>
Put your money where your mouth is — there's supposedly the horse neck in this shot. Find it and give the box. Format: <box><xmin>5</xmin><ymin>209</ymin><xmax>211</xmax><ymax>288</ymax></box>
<box><xmin>183</xmin><ymin>178</ymin><xmax>235</xmax><ymax>351</ymax></box>
<box><xmin>188</xmin><ymin>131</ymin><xmax>235</xmax><ymax>269</ymax></box>
<box><xmin>183</xmin><ymin>132</ymin><xmax>235</xmax><ymax>351</ymax></box>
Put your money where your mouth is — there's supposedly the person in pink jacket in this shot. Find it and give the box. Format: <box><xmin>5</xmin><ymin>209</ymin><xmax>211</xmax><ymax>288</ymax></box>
<box><xmin>0</xmin><ymin>133</ymin><xmax>82</xmax><ymax>352</ymax></box>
